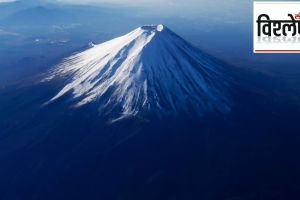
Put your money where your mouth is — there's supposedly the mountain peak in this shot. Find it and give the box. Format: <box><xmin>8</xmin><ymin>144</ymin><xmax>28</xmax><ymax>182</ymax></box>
<box><xmin>45</xmin><ymin>25</ymin><xmax>232</xmax><ymax>121</ymax></box>
<box><xmin>140</xmin><ymin>24</ymin><xmax>164</xmax><ymax>32</ymax></box>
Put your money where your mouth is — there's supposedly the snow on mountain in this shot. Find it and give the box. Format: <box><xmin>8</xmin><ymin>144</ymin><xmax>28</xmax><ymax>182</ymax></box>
<box><xmin>45</xmin><ymin>24</ymin><xmax>232</xmax><ymax>120</ymax></box>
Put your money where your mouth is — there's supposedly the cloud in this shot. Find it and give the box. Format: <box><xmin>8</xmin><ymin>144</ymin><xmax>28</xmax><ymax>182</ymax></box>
<box><xmin>11</xmin><ymin>0</ymin><xmax>250</xmax><ymax>24</ymax></box>
<box><xmin>50</xmin><ymin>0</ymin><xmax>247</xmax><ymax>9</ymax></box>
<box><xmin>54</xmin><ymin>0</ymin><xmax>169</xmax><ymax>5</ymax></box>
<box><xmin>53</xmin><ymin>0</ymin><xmax>246</xmax><ymax>8</ymax></box>
<box><xmin>52</xmin><ymin>0</ymin><xmax>250</xmax><ymax>19</ymax></box>
<box><xmin>0</xmin><ymin>29</ymin><xmax>18</xmax><ymax>36</ymax></box>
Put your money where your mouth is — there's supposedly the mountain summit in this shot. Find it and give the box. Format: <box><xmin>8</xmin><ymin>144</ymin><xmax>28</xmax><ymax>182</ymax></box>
<box><xmin>45</xmin><ymin>24</ymin><xmax>232</xmax><ymax>120</ymax></box>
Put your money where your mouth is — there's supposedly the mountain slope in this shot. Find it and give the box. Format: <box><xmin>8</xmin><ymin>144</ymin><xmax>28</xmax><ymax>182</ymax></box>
<box><xmin>45</xmin><ymin>24</ymin><xmax>232</xmax><ymax>120</ymax></box>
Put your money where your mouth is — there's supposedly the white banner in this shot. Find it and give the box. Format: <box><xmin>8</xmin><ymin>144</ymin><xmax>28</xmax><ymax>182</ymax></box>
<box><xmin>254</xmin><ymin>1</ymin><xmax>300</xmax><ymax>53</ymax></box>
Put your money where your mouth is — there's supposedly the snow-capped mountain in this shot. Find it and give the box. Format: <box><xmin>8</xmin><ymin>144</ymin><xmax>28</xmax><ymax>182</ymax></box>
<box><xmin>45</xmin><ymin>24</ymin><xmax>232</xmax><ymax>120</ymax></box>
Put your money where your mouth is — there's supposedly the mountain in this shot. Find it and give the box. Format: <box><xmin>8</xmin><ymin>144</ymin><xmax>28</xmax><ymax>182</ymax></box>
<box><xmin>45</xmin><ymin>24</ymin><xmax>232</xmax><ymax>121</ymax></box>
<box><xmin>0</xmin><ymin>5</ymin><xmax>73</xmax><ymax>26</ymax></box>
<box><xmin>1</xmin><ymin>24</ymin><xmax>300</xmax><ymax>200</ymax></box>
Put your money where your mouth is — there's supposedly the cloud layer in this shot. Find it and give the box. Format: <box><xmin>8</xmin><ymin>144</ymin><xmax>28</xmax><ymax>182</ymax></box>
<box><xmin>52</xmin><ymin>0</ymin><xmax>250</xmax><ymax>20</ymax></box>
<box><xmin>0</xmin><ymin>0</ymin><xmax>16</xmax><ymax>3</ymax></box>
